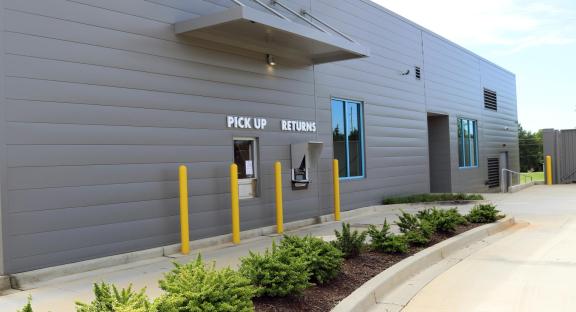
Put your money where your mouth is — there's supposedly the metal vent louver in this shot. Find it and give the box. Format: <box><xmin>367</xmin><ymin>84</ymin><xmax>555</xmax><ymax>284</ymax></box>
<box><xmin>415</xmin><ymin>66</ymin><xmax>421</xmax><ymax>80</ymax></box>
<box><xmin>484</xmin><ymin>88</ymin><xmax>497</xmax><ymax>111</ymax></box>
<box><xmin>487</xmin><ymin>157</ymin><xmax>500</xmax><ymax>188</ymax></box>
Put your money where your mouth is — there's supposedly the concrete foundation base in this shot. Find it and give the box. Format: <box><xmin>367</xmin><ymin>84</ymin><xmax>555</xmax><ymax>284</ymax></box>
<box><xmin>0</xmin><ymin>276</ymin><xmax>11</xmax><ymax>292</ymax></box>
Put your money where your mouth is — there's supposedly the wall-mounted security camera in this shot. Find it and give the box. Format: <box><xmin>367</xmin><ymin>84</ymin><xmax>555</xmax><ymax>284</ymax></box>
<box><xmin>504</xmin><ymin>126</ymin><xmax>510</xmax><ymax>131</ymax></box>
<box><xmin>400</xmin><ymin>69</ymin><xmax>411</xmax><ymax>75</ymax></box>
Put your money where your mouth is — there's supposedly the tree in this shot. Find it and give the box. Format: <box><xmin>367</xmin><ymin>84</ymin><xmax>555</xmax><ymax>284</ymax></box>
<box><xmin>518</xmin><ymin>124</ymin><xmax>543</xmax><ymax>172</ymax></box>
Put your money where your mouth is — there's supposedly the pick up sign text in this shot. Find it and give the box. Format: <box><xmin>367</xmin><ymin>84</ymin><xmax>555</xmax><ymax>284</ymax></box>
<box><xmin>227</xmin><ymin>116</ymin><xmax>316</xmax><ymax>133</ymax></box>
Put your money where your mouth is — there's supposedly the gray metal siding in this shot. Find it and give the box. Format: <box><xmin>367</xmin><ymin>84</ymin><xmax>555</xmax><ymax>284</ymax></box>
<box><xmin>0</xmin><ymin>0</ymin><xmax>8</xmax><ymax>274</ymax></box>
<box><xmin>0</xmin><ymin>0</ymin><xmax>518</xmax><ymax>273</ymax></box>
<box><xmin>314</xmin><ymin>0</ymin><xmax>428</xmax><ymax>211</ymax></box>
<box><xmin>543</xmin><ymin>129</ymin><xmax>576</xmax><ymax>184</ymax></box>
<box><xmin>559</xmin><ymin>130</ymin><xmax>576</xmax><ymax>183</ymax></box>
<box><xmin>422</xmin><ymin>32</ymin><xmax>519</xmax><ymax>193</ymax></box>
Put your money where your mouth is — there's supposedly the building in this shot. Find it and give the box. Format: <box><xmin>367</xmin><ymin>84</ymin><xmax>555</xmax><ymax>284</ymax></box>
<box><xmin>543</xmin><ymin>128</ymin><xmax>576</xmax><ymax>184</ymax></box>
<box><xmin>0</xmin><ymin>0</ymin><xmax>519</xmax><ymax>275</ymax></box>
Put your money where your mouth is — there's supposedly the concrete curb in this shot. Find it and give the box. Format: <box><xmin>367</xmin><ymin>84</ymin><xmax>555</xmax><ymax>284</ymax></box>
<box><xmin>10</xmin><ymin>248</ymin><xmax>165</xmax><ymax>290</ymax></box>
<box><xmin>331</xmin><ymin>217</ymin><xmax>516</xmax><ymax>312</ymax></box>
<box><xmin>0</xmin><ymin>276</ymin><xmax>11</xmax><ymax>292</ymax></box>
<box><xmin>508</xmin><ymin>181</ymin><xmax>545</xmax><ymax>193</ymax></box>
<box><xmin>509</xmin><ymin>182</ymin><xmax>533</xmax><ymax>193</ymax></box>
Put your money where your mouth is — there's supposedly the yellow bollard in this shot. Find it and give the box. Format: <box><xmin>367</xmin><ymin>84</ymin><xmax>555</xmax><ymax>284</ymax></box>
<box><xmin>333</xmin><ymin>159</ymin><xmax>341</xmax><ymax>221</ymax></box>
<box><xmin>546</xmin><ymin>155</ymin><xmax>553</xmax><ymax>185</ymax></box>
<box><xmin>178</xmin><ymin>165</ymin><xmax>190</xmax><ymax>255</ymax></box>
<box><xmin>274</xmin><ymin>161</ymin><xmax>284</xmax><ymax>234</ymax></box>
<box><xmin>230</xmin><ymin>163</ymin><xmax>241</xmax><ymax>244</ymax></box>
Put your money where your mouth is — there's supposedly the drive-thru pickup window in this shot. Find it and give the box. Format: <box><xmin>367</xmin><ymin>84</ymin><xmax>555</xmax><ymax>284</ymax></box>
<box><xmin>234</xmin><ymin>138</ymin><xmax>258</xmax><ymax>199</ymax></box>
<box><xmin>331</xmin><ymin>98</ymin><xmax>365</xmax><ymax>178</ymax></box>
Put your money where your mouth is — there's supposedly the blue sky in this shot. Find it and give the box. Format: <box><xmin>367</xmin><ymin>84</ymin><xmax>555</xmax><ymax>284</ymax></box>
<box><xmin>372</xmin><ymin>0</ymin><xmax>576</xmax><ymax>132</ymax></box>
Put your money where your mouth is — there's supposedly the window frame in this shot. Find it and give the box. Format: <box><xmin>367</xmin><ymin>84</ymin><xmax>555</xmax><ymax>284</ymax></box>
<box><xmin>457</xmin><ymin>118</ymin><xmax>479</xmax><ymax>169</ymax></box>
<box><xmin>233</xmin><ymin>137</ymin><xmax>259</xmax><ymax>199</ymax></box>
<box><xmin>331</xmin><ymin>98</ymin><xmax>366</xmax><ymax>180</ymax></box>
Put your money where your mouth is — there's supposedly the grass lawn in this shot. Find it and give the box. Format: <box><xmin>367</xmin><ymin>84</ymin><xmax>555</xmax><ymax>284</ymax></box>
<box><xmin>381</xmin><ymin>193</ymin><xmax>483</xmax><ymax>205</ymax></box>
<box><xmin>521</xmin><ymin>172</ymin><xmax>544</xmax><ymax>184</ymax></box>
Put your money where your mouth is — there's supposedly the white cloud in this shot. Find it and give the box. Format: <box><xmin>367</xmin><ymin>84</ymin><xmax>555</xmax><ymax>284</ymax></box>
<box><xmin>371</xmin><ymin>0</ymin><xmax>576</xmax><ymax>53</ymax></box>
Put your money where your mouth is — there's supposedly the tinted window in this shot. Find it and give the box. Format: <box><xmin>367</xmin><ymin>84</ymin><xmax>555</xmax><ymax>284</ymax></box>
<box><xmin>332</xmin><ymin>99</ymin><xmax>365</xmax><ymax>178</ymax></box>
<box><xmin>458</xmin><ymin>118</ymin><xmax>479</xmax><ymax>168</ymax></box>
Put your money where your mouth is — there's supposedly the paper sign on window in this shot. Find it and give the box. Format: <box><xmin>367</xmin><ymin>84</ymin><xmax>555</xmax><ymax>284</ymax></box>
<box><xmin>245</xmin><ymin>160</ymin><xmax>254</xmax><ymax>176</ymax></box>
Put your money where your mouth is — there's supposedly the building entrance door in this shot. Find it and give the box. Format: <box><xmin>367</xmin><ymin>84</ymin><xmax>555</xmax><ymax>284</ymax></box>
<box><xmin>427</xmin><ymin>113</ymin><xmax>452</xmax><ymax>193</ymax></box>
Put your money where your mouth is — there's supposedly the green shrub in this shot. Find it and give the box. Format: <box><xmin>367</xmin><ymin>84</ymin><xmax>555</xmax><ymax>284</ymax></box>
<box><xmin>466</xmin><ymin>204</ymin><xmax>503</xmax><ymax>223</ymax></box>
<box><xmin>279</xmin><ymin>235</ymin><xmax>343</xmax><ymax>284</ymax></box>
<box><xmin>395</xmin><ymin>211</ymin><xmax>435</xmax><ymax>246</ymax></box>
<box><xmin>403</xmin><ymin>230</ymin><xmax>430</xmax><ymax>246</ymax></box>
<box><xmin>331</xmin><ymin>223</ymin><xmax>367</xmax><ymax>258</ymax></box>
<box><xmin>417</xmin><ymin>207</ymin><xmax>467</xmax><ymax>234</ymax></box>
<box><xmin>18</xmin><ymin>296</ymin><xmax>33</xmax><ymax>312</ymax></box>
<box><xmin>445</xmin><ymin>207</ymin><xmax>468</xmax><ymax>225</ymax></box>
<box><xmin>239</xmin><ymin>241</ymin><xmax>310</xmax><ymax>297</ymax></box>
<box><xmin>395</xmin><ymin>211</ymin><xmax>421</xmax><ymax>233</ymax></box>
<box><xmin>155</xmin><ymin>255</ymin><xmax>255</xmax><ymax>312</ymax></box>
<box><xmin>367</xmin><ymin>220</ymin><xmax>409</xmax><ymax>254</ymax></box>
<box><xmin>382</xmin><ymin>193</ymin><xmax>484</xmax><ymax>205</ymax></box>
<box><xmin>76</xmin><ymin>283</ymin><xmax>154</xmax><ymax>312</ymax></box>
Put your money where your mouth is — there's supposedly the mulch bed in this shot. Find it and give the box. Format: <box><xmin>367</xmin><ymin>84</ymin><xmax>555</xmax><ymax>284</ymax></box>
<box><xmin>253</xmin><ymin>223</ymin><xmax>482</xmax><ymax>312</ymax></box>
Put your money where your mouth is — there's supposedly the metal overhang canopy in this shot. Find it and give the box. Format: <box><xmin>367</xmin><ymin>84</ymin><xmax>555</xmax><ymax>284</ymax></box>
<box><xmin>174</xmin><ymin>5</ymin><xmax>370</xmax><ymax>65</ymax></box>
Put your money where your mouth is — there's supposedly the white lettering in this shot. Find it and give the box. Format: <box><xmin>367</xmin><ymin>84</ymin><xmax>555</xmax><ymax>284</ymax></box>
<box><xmin>279</xmin><ymin>120</ymin><xmax>317</xmax><ymax>132</ymax></box>
<box><xmin>226</xmin><ymin>116</ymin><xmax>268</xmax><ymax>130</ymax></box>
<box><xmin>229</xmin><ymin>116</ymin><xmax>316</xmax><ymax>133</ymax></box>
<box><xmin>253</xmin><ymin>118</ymin><xmax>268</xmax><ymax>130</ymax></box>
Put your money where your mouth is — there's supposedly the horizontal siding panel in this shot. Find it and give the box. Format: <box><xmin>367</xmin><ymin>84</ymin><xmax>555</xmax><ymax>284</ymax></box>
<box><xmin>5</xmin><ymin>32</ymin><xmax>314</xmax><ymax>96</ymax></box>
<box><xmin>5</xmin><ymin>55</ymin><xmax>315</xmax><ymax>108</ymax></box>
<box><xmin>70</xmin><ymin>0</ymin><xmax>198</xmax><ymax>23</ymax></box>
<box><xmin>4</xmin><ymin>81</ymin><xmax>317</xmax><ymax>119</ymax></box>
<box><xmin>6</xmin><ymin>163</ymin><xmax>229</xmax><ymax>190</ymax></box>
<box><xmin>7</xmin><ymin>145</ymin><xmax>232</xmax><ymax>167</ymax></box>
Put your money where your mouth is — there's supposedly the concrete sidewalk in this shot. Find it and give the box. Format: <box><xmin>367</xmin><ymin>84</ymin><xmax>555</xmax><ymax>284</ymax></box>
<box><xmin>0</xmin><ymin>199</ymin><xmax>487</xmax><ymax>312</ymax></box>
<box><xmin>403</xmin><ymin>185</ymin><xmax>576</xmax><ymax>312</ymax></box>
